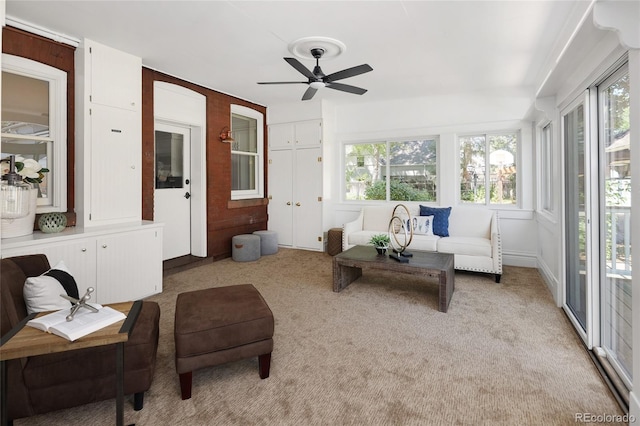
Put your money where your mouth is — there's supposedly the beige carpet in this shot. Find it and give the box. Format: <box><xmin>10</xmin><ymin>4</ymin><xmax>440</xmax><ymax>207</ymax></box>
<box><xmin>16</xmin><ymin>248</ymin><xmax>623</xmax><ymax>425</ymax></box>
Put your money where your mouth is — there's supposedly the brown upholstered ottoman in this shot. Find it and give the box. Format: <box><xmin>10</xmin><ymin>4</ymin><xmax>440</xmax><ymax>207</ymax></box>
<box><xmin>174</xmin><ymin>284</ymin><xmax>274</xmax><ymax>400</ymax></box>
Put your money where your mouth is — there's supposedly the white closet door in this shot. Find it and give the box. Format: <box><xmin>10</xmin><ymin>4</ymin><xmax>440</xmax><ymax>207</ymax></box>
<box><xmin>294</xmin><ymin>147</ymin><xmax>323</xmax><ymax>250</ymax></box>
<box><xmin>268</xmin><ymin>150</ymin><xmax>294</xmax><ymax>246</ymax></box>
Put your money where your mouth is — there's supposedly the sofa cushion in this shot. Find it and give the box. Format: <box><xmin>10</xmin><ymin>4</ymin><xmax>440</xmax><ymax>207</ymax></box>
<box><xmin>362</xmin><ymin>205</ymin><xmax>395</xmax><ymax>232</ymax></box>
<box><xmin>408</xmin><ymin>215</ymin><xmax>434</xmax><ymax>236</ymax></box>
<box><xmin>448</xmin><ymin>206</ymin><xmax>493</xmax><ymax>239</ymax></box>
<box><xmin>419</xmin><ymin>206</ymin><xmax>452</xmax><ymax>237</ymax></box>
<box><xmin>348</xmin><ymin>230</ymin><xmax>383</xmax><ymax>247</ymax></box>
<box><xmin>408</xmin><ymin>235</ymin><xmax>439</xmax><ymax>252</ymax></box>
<box><xmin>437</xmin><ymin>237</ymin><xmax>492</xmax><ymax>257</ymax></box>
<box><xmin>23</xmin><ymin>260</ymin><xmax>78</xmax><ymax>315</ymax></box>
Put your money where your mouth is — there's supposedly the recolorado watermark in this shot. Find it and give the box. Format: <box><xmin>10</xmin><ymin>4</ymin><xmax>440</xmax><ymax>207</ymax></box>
<box><xmin>575</xmin><ymin>412</ymin><xmax>635</xmax><ymax>423</ymax></box>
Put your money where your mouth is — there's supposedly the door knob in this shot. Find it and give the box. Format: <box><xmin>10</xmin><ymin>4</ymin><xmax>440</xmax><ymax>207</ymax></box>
<box><xmin>286</xmin><ymin>201</ymin><xmax>291</xmax><ymax>206</ymax></box>
<box><xmin>295</xmin><ymin>202</ymin><xmax>301</xmax><ymax>206</ymax></box>
<box><xmin>184</xmin><ymin>192</ymin><xmax>191</xmax><ymax>199</ymax></box>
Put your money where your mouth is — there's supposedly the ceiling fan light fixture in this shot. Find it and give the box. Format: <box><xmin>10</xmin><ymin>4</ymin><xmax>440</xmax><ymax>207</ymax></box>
<box><xmin>309</xmin><ymin>81</ymin><xmax>325</xmax><ymax>90</ymax></box>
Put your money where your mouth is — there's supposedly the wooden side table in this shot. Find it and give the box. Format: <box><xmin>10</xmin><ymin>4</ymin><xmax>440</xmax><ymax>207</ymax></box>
<box><xmin>0</xmin><ymin>301</ymin><xmax>142</xmax><ymax>426</ymax></box>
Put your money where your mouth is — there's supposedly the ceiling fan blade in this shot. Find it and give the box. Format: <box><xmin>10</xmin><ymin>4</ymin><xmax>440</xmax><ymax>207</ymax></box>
<box><xmin>301</xmin><ymin>86</ymin><xmax>317</xmax><ymax>101</ymax></box>
<box><xmin>324</xmin><ymin>64</ymin><xmax>373</xmax><ymax>82</ymax></box>
<box><xmin>257</xmin><ymin>81</ymin><xmax>308</xmax><ymax>85</ymax></box>
<box><xmin>326</xmin><ymin>82</ymin><xmax>368</xmax><ymax>95</ymax></box>
<box><xmin>284</xmin><ymin>57</ymin><xmax>316</xmax><ymax>80</ymax></box>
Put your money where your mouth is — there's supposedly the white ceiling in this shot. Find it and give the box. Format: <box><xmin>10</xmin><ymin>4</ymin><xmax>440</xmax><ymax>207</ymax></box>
<box><xmin>6</xmin><ymin>1</ymin><xmax>582</xmax><ymax>108</ymax></box>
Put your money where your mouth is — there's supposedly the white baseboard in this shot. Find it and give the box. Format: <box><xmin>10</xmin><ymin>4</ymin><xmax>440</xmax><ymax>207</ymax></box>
<box><xmin>536</xmin><ymin>258</ymin><xmax>561</xmax><ymax>306</ymax></box>
<box><xmin>630</xmin><ymin>391</ymin><xmax>639</xmax><ymax>420</ymax></box>
<box><xmin>503</xmin><ymin>252</ymin><xmax>537</xmax><ymax>268</ymax></box>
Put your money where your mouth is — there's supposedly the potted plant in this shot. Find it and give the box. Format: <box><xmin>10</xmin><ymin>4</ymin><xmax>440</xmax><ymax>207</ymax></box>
<box><xmin>369</xmin><ymin>233</ymin><xmax>390</xmax><ymax>255</ymax></box>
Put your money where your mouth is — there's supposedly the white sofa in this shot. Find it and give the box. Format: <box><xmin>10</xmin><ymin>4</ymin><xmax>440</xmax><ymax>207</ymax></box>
<box><xmin>342</xmin><ymin>204</ymin><xmax>502</xmax><ymax>282</ymax></box>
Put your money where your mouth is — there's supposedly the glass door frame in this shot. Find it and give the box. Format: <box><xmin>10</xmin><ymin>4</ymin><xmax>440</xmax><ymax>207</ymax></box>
<box><xmin>561</xmin><ymin>90</ymin><xmax>600</xmax><ymax>349</ymax></box>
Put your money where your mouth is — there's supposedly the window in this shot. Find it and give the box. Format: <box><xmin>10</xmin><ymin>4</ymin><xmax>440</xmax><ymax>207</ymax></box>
<box><xmin>230</xmin><ymin>105</ymin><xmax>264</xmax><ymax>200</ymax></box>
<box><xmin>1</xmin><ymin>54</ymin><xmax>67</xmax><ymax>212</ymax></box>
<box><xmin>540</xmin><ymin>124</ymin><xmax>554</xmax><ymax>213</ymax></box>
<box><xmin>459</xmin><ymin>131</ymin><xmax>518</xmax><ymax>205</ymax></box>
<box><xmin>344</xmin><ymin>138</ymin><xmax>438</xmax><ymax>202</ymax></box>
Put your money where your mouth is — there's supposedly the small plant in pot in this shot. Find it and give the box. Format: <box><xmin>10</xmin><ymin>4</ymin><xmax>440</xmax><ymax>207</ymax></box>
<box><xmin>369</xmin><ymin>233</ymin><xmax>391</xmax><ymax>255</ymax></box>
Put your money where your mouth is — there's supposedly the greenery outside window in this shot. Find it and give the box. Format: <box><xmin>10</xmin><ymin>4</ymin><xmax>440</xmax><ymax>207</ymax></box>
<box><xmin>344</xmin><ymin>138</ymin><xmax>438</xmax><ymax>202</ymax></box>
<box><xmin>459</xmin><ymin>131</ymin><xmax>518</xmax><ymax>206</ymax></box>
<box><xmin>1</xmin><ymin>54</ymin><xmax>67</xmax><ymax>212</ymax></box>
<box><xmin>230</xmin><ymin>105</ymin><xmax>264</xmax><ymax>200</ymax></box>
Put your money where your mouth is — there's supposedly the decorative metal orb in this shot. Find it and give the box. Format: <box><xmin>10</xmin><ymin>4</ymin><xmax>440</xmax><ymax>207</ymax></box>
<box><xmin>38</xmin><ymin>212</ymin><xmax>67</xmax><ymax>233</ymax></box>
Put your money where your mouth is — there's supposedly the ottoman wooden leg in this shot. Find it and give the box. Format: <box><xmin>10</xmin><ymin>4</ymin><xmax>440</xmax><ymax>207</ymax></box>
<box><xmin>179</xmin><ymin>371</ymin><xmax>193</xmax><ymax>400</ymax></box>
<box><xmin>259</xmin><ymin>353</ymin><xmax>271</xmax><ymax>379</ymax></box>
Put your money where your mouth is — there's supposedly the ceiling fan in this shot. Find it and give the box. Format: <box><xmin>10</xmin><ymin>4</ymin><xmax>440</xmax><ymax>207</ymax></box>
<box><xmin>258</xmin><ymin>48</ymin><xmax>373</xmax><ymax>101</ymax></box>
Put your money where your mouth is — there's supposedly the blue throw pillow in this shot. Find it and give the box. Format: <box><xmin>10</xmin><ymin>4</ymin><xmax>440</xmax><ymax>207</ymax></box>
<box><xmin>419</xmin><ymin>206</ymin><xmax>452</xmax><ymax>237</ymax></box>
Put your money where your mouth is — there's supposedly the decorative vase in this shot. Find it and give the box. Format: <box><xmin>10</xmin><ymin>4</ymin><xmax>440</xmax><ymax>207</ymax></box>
<box><xmin>1</xmin><ymin>187</ymin><xmax>38</xmax><ymax>239</ymax></box>
<box><xmin>38</xmin><ymin>212</ymin><xmax>67</xmax><ymax>233</ymax></box>
<box><xmin>375</xmin><ymin>246</ymin><xmax>388</xmax><ymax>255</ymax></box>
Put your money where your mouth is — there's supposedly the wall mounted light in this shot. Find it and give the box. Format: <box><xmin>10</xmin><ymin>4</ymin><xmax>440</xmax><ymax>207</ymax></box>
<box><xmin>219</xmin><ymin>126</ymin><xmax>235</xmax><ymax>144</ymax></box>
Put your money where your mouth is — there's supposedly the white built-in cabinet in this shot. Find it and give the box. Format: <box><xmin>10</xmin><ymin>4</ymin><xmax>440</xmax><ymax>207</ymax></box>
<box><xmin>1</xmin><ymin>222</ymin><xmax>163</xmax><ymax>304</ymax></box>
<box><xmin>268</xmin><ymin>120</ymin><xmax>323</xmax><ymax>251</ymax></box>
<box><xmin>0</xmin><ymin>39</ymin><xmax>163</xmax><ymax>303</ymax></box>
<box><xmin>75</xmin><ymin>38</ymin><xmax>142</xmax><ymax>228</ymax></box>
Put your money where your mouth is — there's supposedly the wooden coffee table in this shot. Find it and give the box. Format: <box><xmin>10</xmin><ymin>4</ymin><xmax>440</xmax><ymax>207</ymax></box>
<box><xmin>333</xmin><ymin>245</ymin><xmax>455</xmax><ymax>312</ymax></box>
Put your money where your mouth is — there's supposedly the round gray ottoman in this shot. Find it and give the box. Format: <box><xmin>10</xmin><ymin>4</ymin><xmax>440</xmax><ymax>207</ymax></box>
<box><xmin>253</xmin><ymin>230</ymin><xmax>278</xmax><ymax>255</ymax></box>
<box><xmin>232</xmin><ymin>234</ymin><xmax>261</xmax><ymax>262</ymax></box>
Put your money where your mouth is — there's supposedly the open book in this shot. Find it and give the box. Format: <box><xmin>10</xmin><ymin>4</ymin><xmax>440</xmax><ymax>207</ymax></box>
<box><xmin>26</xmin><ymin>304</ymin><xmax>127</xmax><ymax>341</ymax></box>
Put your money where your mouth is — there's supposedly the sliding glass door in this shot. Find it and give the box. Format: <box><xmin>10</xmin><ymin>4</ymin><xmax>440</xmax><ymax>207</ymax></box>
<box><xmin>562</xmin><ymin>62</ymin><xmax>632</xmax><ymax>388</ymax></box>
<box><xmin>600</xmin><ymin>67</ymin><xmax>632</xmax><ymax>385</ymax></box>
<box><xmin>564</xmin><ymin>93</ymin><xmax>591</xmax><ymax>338</ymax></box>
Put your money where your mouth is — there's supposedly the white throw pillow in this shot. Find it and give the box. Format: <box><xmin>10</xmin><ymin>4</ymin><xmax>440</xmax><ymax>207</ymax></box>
<box><xmin>407</xmin><ymin>215</ymin><xmax>434</xmax><ymax>236</ymax></box>
<box><xmin>23</xmin><ymin>260</ymin><xmax>78</xmax><ymax>314</ymax></box>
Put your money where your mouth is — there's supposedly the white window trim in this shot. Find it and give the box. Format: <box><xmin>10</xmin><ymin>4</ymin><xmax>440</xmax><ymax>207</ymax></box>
<box><xmin>2</xmin><ymin>54</ymin><xmax>67</xmax><ymax>213</ymax></box>
<box><xmin>538</xmin><ymin>122</ymin><xmax>556</xmax><ymax>217</ymax></box>
<box><xmin>230</xmin><ymin>104</ymin><xmax>264</xmax><ymax>200</ymax></box>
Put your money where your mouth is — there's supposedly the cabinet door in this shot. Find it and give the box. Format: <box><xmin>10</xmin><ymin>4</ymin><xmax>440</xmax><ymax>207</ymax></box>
<box><xmin>294</xmin><ymin>147</ymin><xmax>323</xmax><ymax>250</ymax></box>
<box><xmin>268</xmin><ymin>150</ymin><xmax>293</xmax><ymax>246</ymax></box>
<box><xmin>89</xmin><ymin>41</ymin><xmax>141</xmax><ymax>111</ymax></box>
<box><xmin>295</xmin><ymin>120</ymin><xmax>322</xmax><ymax>146</ymax></box>
<box><xmin>96</xmin><ymin>228</ymin><xmax>163</xmax><ymax>304</ymax></box>
<box><xmin>90</xmin><ymin>104</ymin><xmax>141</xmax><ymax>223</ymax></box>
<box><xmin>269</xmin><ymin>123</ymin><xmax>294</xmax><ymax>149</ymax></box>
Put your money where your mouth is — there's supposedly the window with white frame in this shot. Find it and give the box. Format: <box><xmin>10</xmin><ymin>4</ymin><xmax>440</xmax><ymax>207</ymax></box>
<box><xmin>459</xmin><ymin>131</ymin><xmax>518</xmax><ymax>206</ymax></box>
<box><xmin>344</xmin><ymin>137</ymin><xmax>438</xmax><ymax>202</ymax></box>
<box><xmin>230</xmin><ymin>105</ymin><xmax>264</xmax><ymax>200</ymax></box>
<box><xmin>1</xmin><ymin>54</ymin><xmax>67</xmax><ymax>212</ymax></box>
<box><xmin>540</xmin><ymin>123</ymin><xmax>554</xmax><ymax>212</ymax></box>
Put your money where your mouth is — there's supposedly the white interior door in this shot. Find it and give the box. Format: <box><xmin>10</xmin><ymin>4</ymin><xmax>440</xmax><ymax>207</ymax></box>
<box><xmin>268</xmin><ymin>150</ymin><xmax>293</xmax><ymax>246</ymax></box>
<box><xmin>154</xmin><ymin>122</ymin><xmax>191</xmax><ymax>260</ymax></box>
<box><xmin>294</xmin><ymin>147</ymin><xmax>323</xmax><ymax>250</ymax></box>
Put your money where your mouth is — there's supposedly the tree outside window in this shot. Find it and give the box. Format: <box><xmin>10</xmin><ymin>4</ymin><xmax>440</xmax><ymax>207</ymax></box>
<box><xmin>459</xmin><ymin>132</ymin><xmax>518</xmax><ymax>205</ymax></box>
<box><xmin>344</xmin><ymin>138</ymin><xmax>437</xmax><ymax>202</ymax></box>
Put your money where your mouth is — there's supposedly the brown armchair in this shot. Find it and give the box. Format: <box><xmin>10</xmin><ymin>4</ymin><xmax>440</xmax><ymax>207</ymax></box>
<box><xmin>1</xmin><ymin>254</ymin><xmax>160</xmax><ymax>423</ymax></box>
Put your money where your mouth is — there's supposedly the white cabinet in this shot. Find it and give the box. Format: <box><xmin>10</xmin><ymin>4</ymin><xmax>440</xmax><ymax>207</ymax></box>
<box><xmin>268</xmin><ymin>120</ymin><xmax>323</xmax><ymax>251</ymax></box>
<box><xmin>269</xmin><ymin>119</ymin><xmax>322</xmax><ymax>149</ymax></box>
<box><xmin>1</xmin><ymin>222</ymin><xmax>163</xmax><ymax>304</ymax></box>
<box><xmin>75</xmin><ymin>38</ymin><xmax>142</xmax><ymax>228</ymax></box>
